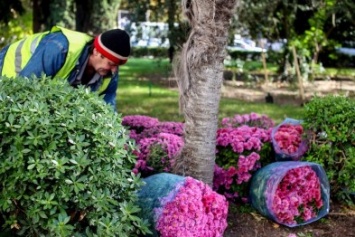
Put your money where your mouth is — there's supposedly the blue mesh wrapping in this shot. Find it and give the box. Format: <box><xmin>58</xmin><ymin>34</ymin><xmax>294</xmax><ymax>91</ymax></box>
<box><xmin>249</xmin><ymin>161</ymin><xmax>330</xmax><ymax>227</ymax></box>
<box><xmin>271</xmin><ymin>118</ymin><xmax>309</xmax><ymax>161</ymax></box>
<box><xmin>137</xmin><ymin>173</ymin><xmax>186</xmax><ymax>236</ymax></box>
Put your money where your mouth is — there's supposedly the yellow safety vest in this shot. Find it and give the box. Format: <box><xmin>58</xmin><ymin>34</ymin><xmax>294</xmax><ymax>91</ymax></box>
<box><xmin>1</xmin><ymin>26</ymin><xmax>112</xmax><ymax>93</ymax></box>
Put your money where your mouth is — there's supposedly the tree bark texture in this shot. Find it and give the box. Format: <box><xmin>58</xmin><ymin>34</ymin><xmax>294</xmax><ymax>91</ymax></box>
<box><xmin>174</xmin><ymin>0</ymin><xmax>237</xmax><ymax>186</ymax></box>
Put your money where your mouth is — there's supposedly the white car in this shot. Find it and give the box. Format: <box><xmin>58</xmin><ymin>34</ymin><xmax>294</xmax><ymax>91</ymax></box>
<box><xmin>336</xmin><ymin>47</ymin><xmax>355</xmax><ymax>56</ymax></box>
<box><xmin>227</xmin><ymin>39</ymin><xmax>266</xmax><ymax>53</ymax></box>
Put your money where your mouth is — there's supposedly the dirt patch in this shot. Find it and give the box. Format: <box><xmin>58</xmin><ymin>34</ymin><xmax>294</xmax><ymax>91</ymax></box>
<box><xmin>151</xmin><ymin>75</ymin><xmax>355</xmax><ymax>106</ymax></box>
<box><xmin>224</xmin><ymin>202</ymin><xmax>355</xmax><ymax>237</ymax></box>
<box><xmin>221</xmin><ymin>80</ymin><xmax>355</xmax><ymax>106</ymax></box>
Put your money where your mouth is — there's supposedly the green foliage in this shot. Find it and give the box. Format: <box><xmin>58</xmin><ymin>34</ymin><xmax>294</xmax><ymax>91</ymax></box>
<box><xmin>89</xmin><ymin>0</ymin><xmax>122</xmax><ymax>34</ymax></box>
<box><xmin>0</xmin><ymin>76</ymin><xmax>150</xmax><ymax>236</ymax></box>
<box><xmin>0</xmin><ymin>0</ymin><xmax>24</xmax><ymax>24</ymax></box>
<box><xmin>0</xmin><ymin>1</ymin><xmax>32</xmax><ymax>48</ymax></box>
<box><xmin>146</xmin><ymin>144</ymin><xmax>168</xmax><ymax>173</ymax></box>
<box><xmin>302</xmin><ymin>95</ymin><xmax>355</xmax><ymax>205</ymax></box>
<box><xmin>131</xmin><ymin>47</ymin><xmax>170</xmax><ymax>58</ymax></box>
<box><xmin>227</xmin><ymin>50</ymin><xmax>263</xmax><ymax>61</ymax></box>
<box><xmin>47</xmin><ymin>0</ymin><xmax>75</xmax><ymax>31</ymax></box>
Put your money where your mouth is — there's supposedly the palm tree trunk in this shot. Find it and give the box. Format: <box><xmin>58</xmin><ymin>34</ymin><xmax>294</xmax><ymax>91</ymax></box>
<box><xmin>173</xmin><ymin>0</ymin><xmax>238</xmax><ymax>186</ymax></box>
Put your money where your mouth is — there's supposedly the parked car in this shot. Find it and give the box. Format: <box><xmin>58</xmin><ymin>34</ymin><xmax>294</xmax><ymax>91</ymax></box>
<box><xmin>227</xmin><ymin>39</ymin><xmax>266</xmax><ymax>53</ymax></box>
<box><xmin>133</xmin><ymin>38</ymin><xmax>170</xmax><ymax>48</ymax></box>
<box><xmin>336</xmin><ymin>47</ymin><xmax>355</xmax><ymax>56</ymax></box>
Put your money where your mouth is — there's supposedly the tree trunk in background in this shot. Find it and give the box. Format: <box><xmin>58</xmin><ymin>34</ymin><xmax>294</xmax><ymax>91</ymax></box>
<box><xmin>81</xmin><ymin>0</ymin><xmax>121</xmax><ymax>35</ymax></box>
<box><xmin>32</xmin><ymin>0</ymin><xmax>50</xmax><ymax>33</ymax></box>
<box><xmin>173</xmin><ymin>0</ymin><xmax>237</xmax><ymax>186</ymax></box>
<box><xmin>75</xmin><ymin>0</ymin><xmax>94</xmax><ymax>33</ymax></box>
<box><xmin>32</xmin><ymin>0</ymin><xmax>121</xmax><ymax>34</ymax></box>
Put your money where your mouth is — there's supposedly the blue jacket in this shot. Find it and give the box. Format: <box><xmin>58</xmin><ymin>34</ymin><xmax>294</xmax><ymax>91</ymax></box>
<box><xmin>0</xmin><ymin>31</ymin><xmax>119</xmax><ymax>110</ymax></box>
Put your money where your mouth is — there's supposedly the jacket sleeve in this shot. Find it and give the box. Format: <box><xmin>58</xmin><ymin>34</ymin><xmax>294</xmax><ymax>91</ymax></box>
<box><xmin>19</xmin><ymin>32</ymin><xmax>68</xmax><ymax>79</ymax></box>
<box><xmin>101</xmin><ymin>72</ymin><xmax>119</xmax><ymax>111</ymax></box>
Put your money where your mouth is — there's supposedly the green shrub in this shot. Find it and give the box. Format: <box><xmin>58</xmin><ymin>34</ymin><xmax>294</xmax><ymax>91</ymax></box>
<box><xmin>131</xmin><ymin>47</ymin><xmax>168</xmax><ymax>58</ymax></box>
<box><xmin>302</xmin><ymin>95</ymin><xmax>355</xmax><ymax>205</ymax></box>
<box><xmin>0</xmin><ymin>76</ymin><xmax>150</xmax><ymax>236</ymax></box>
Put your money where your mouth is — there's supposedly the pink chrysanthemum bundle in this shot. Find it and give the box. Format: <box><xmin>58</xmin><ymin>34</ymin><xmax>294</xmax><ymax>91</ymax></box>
<box><xmin>274</xmin><ymin>124</ymin><xmax>303</xmax><ymax>154</ymax></box>
<box><xmin>137</xmin><ymin>173</ymin><xmax>229</xmax><ymax>237</ymax></box>
<box><xmin>250</xmin><ymin>161</ymin><xmax>330</xmax><ymax>227</ymax></box>
<box><xmin>271</xmin><ymin>166</ymin><xmax>323</xmax><ymax>225</ymax></box>
<box><xmin>271</xmin><ymin>118</ymin><xmax>308</xmax><ymax>161</ymax></box>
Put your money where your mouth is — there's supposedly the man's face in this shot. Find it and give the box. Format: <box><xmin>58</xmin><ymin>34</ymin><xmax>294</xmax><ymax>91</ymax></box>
<box><xmin>91</xmin><ymin>48</ymin><xmax>119</xmax><ymax>76</ymax></box>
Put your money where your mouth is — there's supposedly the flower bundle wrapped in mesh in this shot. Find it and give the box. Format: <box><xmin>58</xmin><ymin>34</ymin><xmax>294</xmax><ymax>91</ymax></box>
<box><xmin>250</xmin><ymin>161</ymin><xmax>330</xmax><ymax>227</ymax></box>
<box><xmin>137</xmin><ymin>173</ymin><xmax>229</xmax><ymax>237</ymax></box>
<box><xmin>271</xmin><ymin>118</ymin><xmax>308</xmax><ymax>161</ymax></box>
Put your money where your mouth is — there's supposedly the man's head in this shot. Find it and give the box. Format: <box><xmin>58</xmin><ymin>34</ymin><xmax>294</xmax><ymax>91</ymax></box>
<box><xmin>91</xmin><ymin>29</ymin><xmax>131</xmax><ymax>76</ymax></box>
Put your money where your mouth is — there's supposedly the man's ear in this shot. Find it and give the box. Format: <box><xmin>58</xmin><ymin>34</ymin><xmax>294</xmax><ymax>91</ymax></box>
<box><xmin>93</xmin><ymin>48</ymin><xmax>99</xmax><ymax>56</ymax></box>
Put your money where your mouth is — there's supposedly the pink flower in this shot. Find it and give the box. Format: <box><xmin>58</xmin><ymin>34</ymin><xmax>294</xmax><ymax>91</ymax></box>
<box><xmin>273</xmin><ymin>123</ymin><xmax>305</xmax><ymax>156</ymax></box>
<box><xmin>214</xmin><ymin>124</ymin><xmax>272</xmax><ymax>203</ymax></box>
<box><xmin>270</xmin><ymin>166</ymin><xmax>323</xmax><ymax>225</ymax></box>
<box><xmin>133</xmin><ymin>133</ymin><xmax>184</xmax><ymax>175</ymax></box>
<box><xmin>221</xmin><ymin>112</ymin><xmax>274</xmax><ymax>129</ymax></box>
<box><xmin>155</xmin><ymin>177</ymin><xmax>229</xmax><ymax>237</ymax></box>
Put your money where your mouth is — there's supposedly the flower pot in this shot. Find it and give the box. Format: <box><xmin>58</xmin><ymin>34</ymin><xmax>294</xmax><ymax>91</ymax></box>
<box><xmin>249</xmin><ymin>161</ymin><xmax>330</xmax><ymax>227</ymax></box>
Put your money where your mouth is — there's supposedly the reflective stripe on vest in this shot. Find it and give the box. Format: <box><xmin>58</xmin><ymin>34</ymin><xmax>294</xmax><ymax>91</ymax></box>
<box><xmin>50</xmin><ymin>26</ymin><xmax>93</xmax><ymax>79</ymax></box>
<box><xmin>2</xmin><ymin>32</ymin><xmax>47</xmax><ymax>77</ymax></box>
<box><xmin>1</xmin><ymin>26</ymin><xmax>112</xmax><ymax>93</ymax></box>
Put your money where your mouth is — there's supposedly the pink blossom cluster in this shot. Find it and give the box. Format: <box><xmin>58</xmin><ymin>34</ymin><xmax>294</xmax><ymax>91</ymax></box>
<box><xmin>155</xmin><ymin>177</ymin><xmax>229</xmax><ymax>237</ymax></box>
<box><xmin>133</xmin><ymin>132</ymin><xmax>184</xmax><ymax>175</ymax></box>
<box><xmin>213</xmin><ymin>126</ymin><xmax>271</xmax><ymax>202</ymax></box>
<box><xmin>122</xmin><ymin>115</ymin><xmax>184</xmax><ymax>143</ymax></box>
<box><xmin>217</xmin><ymin>126</ymin><xmax>270</xmax><ymax>152</ymax></box>
<box><xmin>274</xmin><ymin>123</ymin><xmax>304</xmax><ymax>155</ymax></box>
<box><xmin>270</xmin><ymin>166</ymin><xmax>323</xmax><ymax>225</ymax></box>
<box><xmin>221</xmin><ymin>112</ymin><xmax>275</xmax><ymax>130</ymax></box>
<box><xmin>136</xmin><ymin>121</ymin><xmax>184</xmax><ymax>142</ymax></box>
<box><xmin>122</xmin><ymin>115</ymin><xmax>160</xmax><ymax>131</ymax></box>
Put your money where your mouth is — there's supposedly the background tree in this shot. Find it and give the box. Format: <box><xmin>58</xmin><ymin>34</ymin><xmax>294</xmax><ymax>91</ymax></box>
<box><xmin>236</xmin><ymin>0</ymin><xmax>355</xmax><ymax>80</ymax></box>
<box><xmin>0</xmin><ymin>0</ymin><xmax>25</xmax><ymax>24</ymax></box>
<box><xmin>173</xmin><ymin>0</ymin><xmax>238</xmax><ymax>186</ymax></box>
<box><xmin>0</xmin><ymin>0</ymin><xmax>32</xmax><ymax>47</ymax></box>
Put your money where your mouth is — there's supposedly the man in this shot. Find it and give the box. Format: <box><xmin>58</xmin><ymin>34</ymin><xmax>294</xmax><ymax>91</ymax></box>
<box><xmin>0</xmin><ymin>26</ymin><xmax>131</xmax><ymax>110</ymax></box>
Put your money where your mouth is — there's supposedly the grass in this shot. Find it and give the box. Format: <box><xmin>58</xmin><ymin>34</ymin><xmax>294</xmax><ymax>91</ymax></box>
<box><xmin>117</xmin><ymin>57</ymin><xmax>304</xmax><ymax>124</ymax></box>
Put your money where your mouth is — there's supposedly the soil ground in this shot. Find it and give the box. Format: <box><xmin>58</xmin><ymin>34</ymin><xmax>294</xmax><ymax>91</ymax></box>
<box><xmin>153</xmin><ymin>75</ymin><xmax>355</xmax><ymax>237</ymax></box>
<box><xmin>221</xmin><ymin>79</ymin><xmax>355</xmax><ymax>106</ymax></box>
<box><xmin>224</xmin><ymin>201</ymin><xmax>355</xmax><ymax>237</ymax></box>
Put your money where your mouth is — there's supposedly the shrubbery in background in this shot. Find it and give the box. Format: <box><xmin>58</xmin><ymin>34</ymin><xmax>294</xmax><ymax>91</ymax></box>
<box><xmin>302</xmin><ymin>95</ymin><xmax>355</xmax><ymax>205</ymax></box>
<box><xmin>0</xmin><ymin>76</ymin><xmax>149</xmax><ymax>236</ymax></box>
